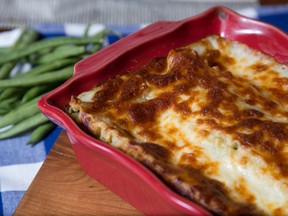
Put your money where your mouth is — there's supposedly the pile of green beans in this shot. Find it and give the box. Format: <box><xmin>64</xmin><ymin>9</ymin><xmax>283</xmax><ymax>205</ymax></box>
<box><xmin>0</xmin><ymin>28</ymin><xmax>110</xmax><ymax>145</ymax></box>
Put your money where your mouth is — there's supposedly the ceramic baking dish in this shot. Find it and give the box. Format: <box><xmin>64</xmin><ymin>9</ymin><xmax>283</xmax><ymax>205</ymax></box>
<box><xmin>38</xmin><ymin>6</ymin><xmax>288</xmax><ymax>215</ymax></box>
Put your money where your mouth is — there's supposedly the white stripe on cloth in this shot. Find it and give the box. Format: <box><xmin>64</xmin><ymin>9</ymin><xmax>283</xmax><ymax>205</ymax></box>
<box><xmin>236</xmin><ymin>7</ymin><xmax>257</xmax><ymax>18</ymax></box>
<box><xmin>0</xmin><ymin>28</ymin><xmax>21</xmax><ymax>47</ymax></box>
<box><xmin>0</xmin><ymin>162</ymin><xmax>43</xmax><ymax>192</ymax></box>
<box><xmin>64</xmin><ymin>23</ymin><xmax>105</xmax><ymax>37</ymax></box>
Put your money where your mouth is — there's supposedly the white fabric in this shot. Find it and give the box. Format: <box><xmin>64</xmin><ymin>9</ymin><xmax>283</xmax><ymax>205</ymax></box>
<box><xmin>0</xmin><ymin>162</ymin><xmax>43</xmax><ymax>192</ymax></box>
<box><xmin>64</xmin><ymin>23</ymin><xmax>105</xmax><ymax>37</ymax></box>
<box><xmin>0</xmin><ymin>29</ymin><xmax>22</xmax><ymax>47</ymax></box>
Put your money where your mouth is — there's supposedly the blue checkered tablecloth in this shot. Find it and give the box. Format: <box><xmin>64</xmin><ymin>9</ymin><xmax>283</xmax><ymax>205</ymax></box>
<box><xmin>0</xmin><ymin>5</ymin><xmax>287</xmax><ymax>216</ymax></box>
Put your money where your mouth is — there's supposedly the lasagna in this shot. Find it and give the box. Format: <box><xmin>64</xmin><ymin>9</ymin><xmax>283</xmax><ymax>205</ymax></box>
<box><xmin>68</xmin><ymin>35</ymin><xmax>288</xmax><ymax>215</ymax></box>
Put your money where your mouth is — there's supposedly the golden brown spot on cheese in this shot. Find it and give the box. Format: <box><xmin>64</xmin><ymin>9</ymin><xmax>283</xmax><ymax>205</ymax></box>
<box><xmin>145</xmin><ymin>57</ymin><xmax>167</xmax><ymax>73</ymax></box>
<box><xmin>245</xmin><ymin>99</ymin><xmax>256</xmax><ymax>105</ymax></box>
<box><xmin>120</xmin><ymin>75</ymin><xmax>148</xmax><ymax>101</ymax></box>
<box><xmin>236</xmin><ymin>132</ymin><xmax>263</xmax><ymax>148</ymax></box>
<box><xmin>94</xmin><ymin>76</ymin><xmax>124</xmax><ymax>102</ymax></box>
<box><xmin>174</xmin><ymin>101</ymin><xmax>191</xmax><ymax>116</ymax></box>
<box><xmin>250</xmin><ymin>62</ymin><xmax>269</xmax><ymax>72</ymax></box>
<box><xmin>128</xmin><ymin>94</ymin><xmax>172</xmax><ymax>124</ymax></box>
<box><xmin>172</xmin><ymin>83</ymin><xmax>191</xmax><ymax>94</ymax></box>
<box><xmin>241</xmin><ymin>109</ymin><xmax>264</xmax><ymax>118</ymax></box>
<box><xmin>256</xmin><ymin>75</ymin><xmax>274</xmax><ymax>87</ymax></box>
<box><xmin>179</xmin><ymin>153</ymin><xmax>219</xmax><ymax>176</ymax></box>
<box><xmin>167</xmin><ymin>126</ymin><xmax>177</xmax><ymax>135</ymax></box>
<box><xmin>179</xmin><ymin>153</ymin><xmax>199</xmax><ymax>167</ymax></box>
<box><xmin>235</xmin><ymin>178</ymin><xmax>256</xmax><ymax>203</ymax></box>
<box><xmin>234</xmin><ymin>118</ymin><xmax>261</xmax><ymax>131</ymax></box>
<box><xmin>263</xmin><ymin>100</ymin><xmax>278</xmax><ymax>110</ymax></box>
<box><xmin>203</xmin><ymin>47</ymin><xmax>236</xmax><ymax>72</ymax></box>
<box><xmin>273</xmin><ymin>77</ymin><xmax>288</xmax><ymax>89</ymax></box>
<box><xmin>198</xmin><ymin>129</ymin><xmax>210</xmax><ymax>138</ymax></box>
<box><xmin>240</xmin><ymin>156</ymin><xmax>249</xmax><ymax>166</ymax></box>
<box><xmin>205</xmin><ymin>49</ymin><xmax>223</xmax><ymax>68</ymax></box>
<box><xmin>221</xmin><ymin>70</ymin><xmax>234</xmax><ymax>80</ymax></box>
<box><xmin>222</xmin><ymin>55</ymin><xmax>236</xmax><ymax>65</ymax></box>
<box><xmin>145</xmin><ymin>72</ymin><xmax>177</xmax><ymax>87</ymax></box>
<box><xmin>163</xmin><ymin>140</ymin><xmax>178</xmax><ymax>151</ymax></box>
<box><xmin>139</xmin><ymin>127</ymin><xmax>163</xmax><ymax>141</ymax></box>
<box><xmin>273</xmin><ymin>207</ymin><xmax>286</xmax><ymax>216</ymax></box>
<box><xmin>132</xmin><ymin>141</ymin><xmax>171</xmax><ymax>162</ymax></box>
<box><xmin>268</xmin><ymin>87</ymin><xmax>288</xmax><ymax>104</ymax></box>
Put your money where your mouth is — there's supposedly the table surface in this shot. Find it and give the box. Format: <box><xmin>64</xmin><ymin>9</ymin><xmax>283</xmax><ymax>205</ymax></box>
<box><xmin>14</xmin><ymin>131</ymin><xmax>142</xmax><ymax>216</ymax></box>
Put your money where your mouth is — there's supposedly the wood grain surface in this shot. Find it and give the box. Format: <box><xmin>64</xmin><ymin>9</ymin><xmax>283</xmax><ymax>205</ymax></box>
<box><xmin>14</xmin><ymin>131</ymin><xmax>141</xmax><ymax>216</ymax></box>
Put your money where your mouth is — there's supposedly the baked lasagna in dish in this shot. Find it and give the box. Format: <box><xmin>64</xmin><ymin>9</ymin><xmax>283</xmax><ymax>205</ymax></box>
<box><xmin>68</xmin><ymin>35</ymin><xmax>288</xmax><ymax>215</ymax></box>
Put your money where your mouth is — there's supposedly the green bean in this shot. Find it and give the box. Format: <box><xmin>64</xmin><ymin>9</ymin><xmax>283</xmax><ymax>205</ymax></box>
<box><xmin>0</xmin><ymin>95</ymin><xmax>21</xmax><ymax>107</ymax></box>
<box><xmin>0</xmin><ymin>30</ymin><xmax>108</xmax><ymax>64</ymax></box>
<box><xmin>0</xmin><ymin>66</ymin><xmax>73</xmax><ymax>87</ymax></box>
<box><xmin>0</xmin><ymin>87</ymin><xmax>27</xmax><ymax>101</ymax></box>
<box><xmin>0</xmin><ymin>107</ymin><xmax>15</xmax><ymax>115</ymax></box>
<box><xmin>0</xmin><ymin>62</ymin><xmax>15</xmax><ymax>79</ymax></box>
<box><xmin>27</xmin><ymin>122</ymin><xmax>56</xmax><ymax>145</ymax></box>
<box><xmin>11</xmin><ymin>28</ymin><xmax>26</xmax><ymax>47</ymax></box>
<box><xmin>88</xmin><ymin>43</ymin><xmax>102</xmax><ymax>54</ymax></box>
<box><xmin>0</xmin><ymin>113</ymin><xmax>49</xmax><ymax>139</ymax></box>
<box><xmin>0</xmin><ymin>29</ymin><xmax>39</xmax><ymax>79</ymax></box>
<box><xmin>83</xmin><ymin>24</ymin><xmax>91</xmax><ymax>37</ymax></box>
<box><xmin>16</xmin><ymin>58</ymin><xmax>79</xmax><ymax>78</ymax></box>
<box><xmin>0</xmin><ymin>94</ymin><xmax>41</xmax><ymax>121</ymax></box>
<box><xmin>0</xmin><ymin>108</ymin><xmax>9</xmax><ymax>115</ymax></box>
<box><xmin>0</xmin><ymin>47</ymin><xmax>11</xmax><ymax>54</ymax></box>
<box><xmin>5</xmin><ymin>28</ymin><xmax>39</xmax><ymax>52</ymax></box>
<box><xmin>18</xmin><ymin>94</ymin><xmax>42</xmax><ymax>109</ymax></box>
<box><xmin>1</xmin><ymin>93</ymin><xmax>43</xmax><ymax>117</ymax></box>
<box><xmin>37</xmin><ymin>45</ymin><xmax>86</xmax><ymax>64</ymax></box>
<box><xmin>21</xmin><ymin>84</ymin><xmax>56</xmax><ymax>103</ymax></box>
<box><xmin>0</xmin><ymin>96</ymin><xmax>21</xmax><ymax>114</ymax></box>
<box><xmin>16</xmin><ymin>29</ymin><xmax>39</xmax><ymax>49</ymax></box>
<box><xmin>0</xmin><ymin>98</ymin><xmax>40</xmax><ymax>128</ymax></box>
<box><xmin>37</xmin><ymin>47</ymin><xmax>53</xmax><ymax>56</ymax></box>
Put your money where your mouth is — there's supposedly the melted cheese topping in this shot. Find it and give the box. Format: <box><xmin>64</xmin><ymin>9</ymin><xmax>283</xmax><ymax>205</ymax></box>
<box><xmin>69</xmin><ymin>35</ymin><xmax>288</xmax><ymax>215</ymax></box>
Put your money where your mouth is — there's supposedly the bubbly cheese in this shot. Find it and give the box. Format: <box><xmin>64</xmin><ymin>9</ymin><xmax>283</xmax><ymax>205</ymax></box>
<box><xmin>69</xmin><ymin>35</ymin><xmax>288</xmax><ymax>215</ymax></box>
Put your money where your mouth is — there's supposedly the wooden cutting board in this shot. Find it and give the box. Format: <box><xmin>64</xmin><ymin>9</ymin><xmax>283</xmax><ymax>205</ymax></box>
<box><xmin>14</xmin><ymin>131</ymin><xmax>142</xmax><ymax>216</ymax></box>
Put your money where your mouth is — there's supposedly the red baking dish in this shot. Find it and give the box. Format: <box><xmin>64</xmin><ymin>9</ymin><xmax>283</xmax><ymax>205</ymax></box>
<box><xmin>38</xmin><ymin>6</ymin><xmax>288</xmax><ymax>215</ymax></box>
